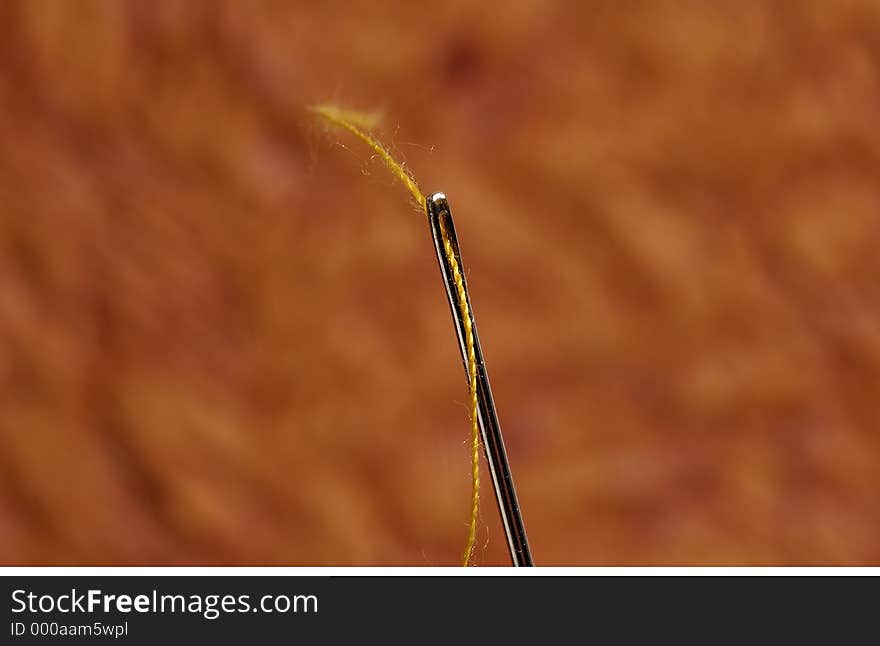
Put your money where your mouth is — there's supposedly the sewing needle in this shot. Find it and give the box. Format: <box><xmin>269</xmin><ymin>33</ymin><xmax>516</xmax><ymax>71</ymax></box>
<box><xmin>425</xmin><ymin>192</ymin><xmax>534</xmax><ymax>567</ymax></box>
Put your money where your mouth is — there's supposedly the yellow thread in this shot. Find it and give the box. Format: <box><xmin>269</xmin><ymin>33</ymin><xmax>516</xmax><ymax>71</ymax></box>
<box><xmin>439</xmin><ymin>215</ymin><xmax>481</xmax><ymax>567</ymax></box>
<box><xmin>311</xmin><ymin>103</ymin><xmax>481</xmax><ymax>566</ymax></box>
<box><xmin>309</xmin><ymin>104</ymin><xmax>423</xmax><ymax>209</ymax></box>
<box><xmin>313</xmin><ymin>104</ymin><xmax>384</xmax><ymax>132</ymax></box>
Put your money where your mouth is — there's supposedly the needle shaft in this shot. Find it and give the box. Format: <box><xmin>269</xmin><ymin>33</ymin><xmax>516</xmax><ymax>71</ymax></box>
<box><xmin>426</xmin><ymin>192</ymin><xmax>534</xmax><ymax>567</ymax></box>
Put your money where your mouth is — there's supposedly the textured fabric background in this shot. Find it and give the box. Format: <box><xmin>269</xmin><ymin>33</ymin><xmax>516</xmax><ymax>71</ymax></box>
<box><xmin>1</xmin><ymin>1</ymin><xmax>878</xmax><ymax>565</ymax></box>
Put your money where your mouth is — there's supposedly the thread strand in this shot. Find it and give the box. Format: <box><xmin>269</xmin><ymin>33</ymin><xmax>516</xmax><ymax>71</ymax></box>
<box><xmin>310</xmin><ymin>104</ymin><xmax>423</xmax><ymax>208</ymax></box>
<box><xmin>439</xmin><ymin>215</ymin><xmax>481</xmax><ymax>567</ymax></box>
<box><xmin>312</xmin><ymin>104</ymin><xmax>481</xmax><ymax>566</ymax></box>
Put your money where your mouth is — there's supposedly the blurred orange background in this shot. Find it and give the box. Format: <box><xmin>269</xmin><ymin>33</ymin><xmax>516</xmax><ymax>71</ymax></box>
<box><xmin>1</xmin><ymin>1</ymin><xmax>878</xmax><ymax>565</ymax></box>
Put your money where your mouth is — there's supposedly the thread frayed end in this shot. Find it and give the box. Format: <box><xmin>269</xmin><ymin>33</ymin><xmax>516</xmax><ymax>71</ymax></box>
<box><xmin>310</xmin><ymin>103</ymin><xmax>424</xmax><ymax>209</ymax></box>
<box><xmin>309</xmin><ymin>103</ymin><xmax>384</xmax><ymax>132</ymax></box>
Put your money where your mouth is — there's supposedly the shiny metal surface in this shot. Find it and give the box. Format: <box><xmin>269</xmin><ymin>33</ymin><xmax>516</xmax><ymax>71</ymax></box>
<box><xmin>426</xmin><ymin>192</ymin><xmax>534</xmax><ymax>567</ymax></box>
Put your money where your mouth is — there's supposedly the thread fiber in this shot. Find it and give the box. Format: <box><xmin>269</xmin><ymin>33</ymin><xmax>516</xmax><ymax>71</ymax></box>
<box><xmin>312</xmin><ymin>104</ymin><xmax>482</xmax><ymax>566</ymax></box>
<box><xmin>438</xmin><ymin>215</ymin><xmax>481</xmax><ymax>567</ymax></box>
<box><xmin>310</xmin><ymin>104</ymin><xmax>423</xmax><ymax>209</ymax></box>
